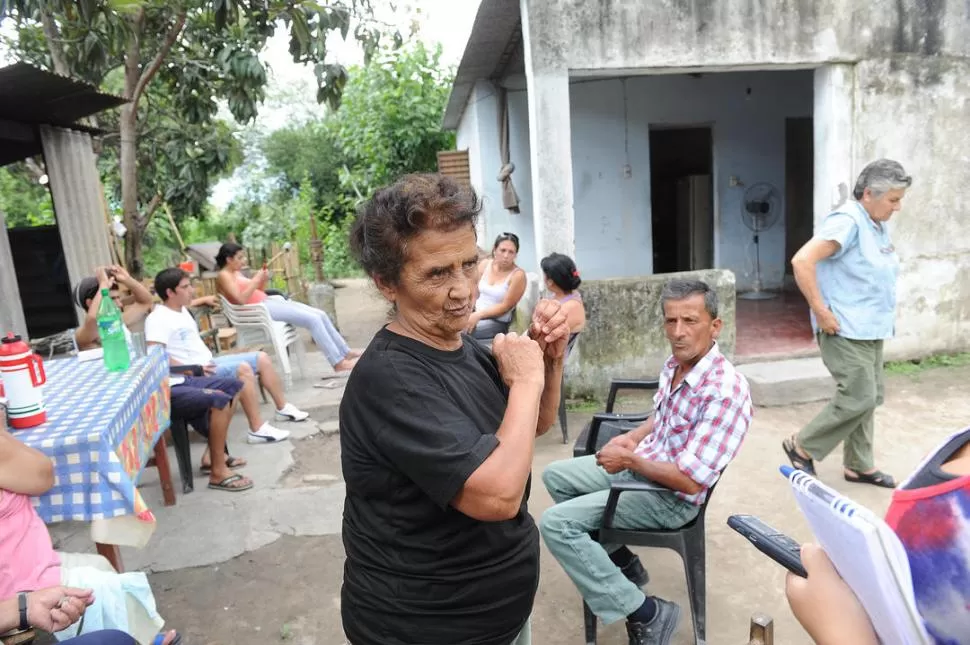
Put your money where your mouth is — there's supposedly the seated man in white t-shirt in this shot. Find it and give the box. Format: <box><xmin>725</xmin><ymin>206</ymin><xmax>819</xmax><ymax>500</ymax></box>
<box><xmin>145</xmin><ymin>267</ymin><xmax>309</xmax><ymax>444</ymax></box>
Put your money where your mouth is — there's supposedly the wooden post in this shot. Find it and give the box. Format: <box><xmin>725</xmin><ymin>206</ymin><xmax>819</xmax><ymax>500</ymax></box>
<box><xmin>308</xmin><ymin>209</ymin><xmax>325</xmax><ymax>283</ymax></box>
<box><xmin>164</xmin><ymin>203</ymin><xmax>186</xmax><ymax>253</ymax></box>
<box><xmin>99</xmin><ymin>181</ymin><xmax>125</xmax><ymax>269</ymax></box>
<box><xmin>747</xmin><ymin>614</ymin><xmax>774</xmax><ymax>645</ymax></box>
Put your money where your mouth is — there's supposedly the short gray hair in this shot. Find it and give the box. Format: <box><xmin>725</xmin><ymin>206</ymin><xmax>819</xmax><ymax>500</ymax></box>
<box><xmin>660</xmin><ymin>279</ymin><xmax>718</xmax><ymax>319</ymax></box>
<box><xmin>852</xmin><ymin>159</ymin><xmax>912</xmax><ymax>200</ymax></box>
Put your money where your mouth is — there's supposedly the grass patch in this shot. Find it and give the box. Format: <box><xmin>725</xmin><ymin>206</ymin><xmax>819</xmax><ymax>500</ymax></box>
<box><xmin>565</xmin><ymin>397</ymin><xmax>603</xmax><ymax>412</ymax></box>
<box><xmin>885</xmin><ymin>352</ymin><xmax>970</xmax><ymax>376</ymax></box>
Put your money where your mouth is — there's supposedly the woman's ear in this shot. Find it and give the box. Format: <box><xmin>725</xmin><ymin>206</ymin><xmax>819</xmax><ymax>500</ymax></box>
<box><xmin>374</xmin><ymin>276</ymin><xmax>397</xmax><ymax>303</ymax></box>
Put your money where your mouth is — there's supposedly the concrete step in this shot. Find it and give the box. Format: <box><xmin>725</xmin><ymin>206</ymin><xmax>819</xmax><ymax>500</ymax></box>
<box><xmin>738</xmin><ymin>357</ymin><xmax>834</xmax><ymax>407</ymax></box>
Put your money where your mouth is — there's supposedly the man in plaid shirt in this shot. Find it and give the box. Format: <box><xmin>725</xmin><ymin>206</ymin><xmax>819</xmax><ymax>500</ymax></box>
<box><xmin>540</xmin><ymin>279</ymin><xmax>753</xmax><ymax>645</ymax></box>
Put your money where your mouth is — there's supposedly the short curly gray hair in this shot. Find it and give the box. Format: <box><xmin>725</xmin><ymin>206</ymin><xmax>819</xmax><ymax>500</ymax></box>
<box><xmin>350</xmin><ymin>174</ymin><xmax>481</xmax><ymax>287</ymax></box>
<box><xmin>853</xmin><ymin>159</ymin><xmax>912</xmax><ymax>200</ymax></box>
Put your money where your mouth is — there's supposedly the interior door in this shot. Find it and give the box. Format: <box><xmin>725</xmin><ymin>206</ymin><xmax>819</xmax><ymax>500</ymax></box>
<box><xmin>689</xmin><ymin>175</ymin><xmax>713</xmax><ymax>270</ymax></box>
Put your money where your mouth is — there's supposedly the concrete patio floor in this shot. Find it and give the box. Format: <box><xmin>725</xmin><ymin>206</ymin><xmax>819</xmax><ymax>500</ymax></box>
<box><xmin>48</xmin><ymin>280</ymin><xmax>970</xmax><ymax>644</ymax></box>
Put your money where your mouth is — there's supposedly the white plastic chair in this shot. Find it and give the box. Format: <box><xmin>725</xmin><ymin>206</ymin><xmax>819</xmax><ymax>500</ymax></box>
<box><xmin>218</xmin><ymin>295</ymin><xmax>306</xmax><ymax>384</ymax></box>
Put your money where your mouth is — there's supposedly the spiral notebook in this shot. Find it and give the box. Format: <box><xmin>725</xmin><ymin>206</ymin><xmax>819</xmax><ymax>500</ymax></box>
<box><xmin>781</xmin><ymin>465</ymin><xmax>931</xmax><ymax>645</ymax></box>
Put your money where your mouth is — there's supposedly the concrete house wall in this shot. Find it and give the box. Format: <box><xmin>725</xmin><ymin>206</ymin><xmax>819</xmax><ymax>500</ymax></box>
<box><xmin>569</xmin><ymin>71</ymin><xmax>813</xmax><ymax>287</ymax></box>
<box><xmin>514</xmin><ymin>0</ymin><xmax>970</xmax><ymax>360</ymax></box>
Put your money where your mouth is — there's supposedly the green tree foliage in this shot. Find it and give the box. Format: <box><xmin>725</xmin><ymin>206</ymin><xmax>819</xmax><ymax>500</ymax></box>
<box><xmin>249</xmin><ymin>41</ymin><xmax>455</xmax><ymax>278</ymax></box>
<box><xmin>4</xmin><ymin>0</ymin><xmax>391</xmax><ymax>277</ymax></box>
<box><xmin>0</xmin><ymin>163</ymin><xmax>55</xmax><ymax>228</ymax></box>
<box><xmin>330</xmin><ymin>41</ymin><xmax>455</xmax><ymax>198</ymax></box>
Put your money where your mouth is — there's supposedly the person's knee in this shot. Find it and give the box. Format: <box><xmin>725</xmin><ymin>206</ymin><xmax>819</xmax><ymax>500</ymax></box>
<box><xmin>541</xmin><ymin>458</ymin><xmax>569</xmax><ymax>492</ymax></box>
<box><xmin>538</xmin><ymin>505</ymin><xmax>566</xmax><ymax>539</ymax></box>
<box><xmin>236</xmin><ymin>361</ymin><xmax>255</xmax><ymax>380</ymax></box>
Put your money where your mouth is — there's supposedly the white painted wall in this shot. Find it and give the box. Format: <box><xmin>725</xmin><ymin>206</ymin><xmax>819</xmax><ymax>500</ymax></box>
<box><xmin>455</xmin><ymin>80</ymin><xmax>540</xmax><ymax>273</ymax></box>
<box><xmin>568</xmin><ymin>70</ymin><xmax>814</xmax><ymax>287</ymax></box>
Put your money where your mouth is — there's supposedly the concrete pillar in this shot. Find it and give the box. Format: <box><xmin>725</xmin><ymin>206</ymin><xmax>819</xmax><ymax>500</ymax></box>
<box><xmin>307</xmin><ymin>282</ymin><xmax>339</xmax><ymax>331</ymax></box>
<box><xmin>521</xmin><ymin>0</ymin><xmax>575</xmax><ymax>264</ymax></box>
<box><xmin>813</xmin><ymin>64</ymin><xmax>856</xmax><ymax>226</ymax></box>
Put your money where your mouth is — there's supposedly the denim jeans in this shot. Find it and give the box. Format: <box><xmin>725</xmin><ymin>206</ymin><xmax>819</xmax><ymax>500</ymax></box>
<box><xmin>539</xmin><ymin>456</ymin><xmax>699</xmax><ymax>624</ymax></box>
<box><xmin>263</xmin><ymin>298</ymin><xmax>350</xmax><ymax>366</ymax></box>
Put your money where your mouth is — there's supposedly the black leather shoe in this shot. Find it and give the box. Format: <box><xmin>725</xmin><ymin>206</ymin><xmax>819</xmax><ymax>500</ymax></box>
<box><xmin>621</xmin><ymin>555</ymin><xmax>650</xmax><ymax>587</ymax></box>
<box><xmin>626</xmin><ymin>598</ymin><xmax>681</xmax><ymax>645</ymax></box>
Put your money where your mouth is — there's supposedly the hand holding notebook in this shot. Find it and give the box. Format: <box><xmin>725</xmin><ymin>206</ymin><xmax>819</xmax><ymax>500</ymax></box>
<box><xmin>781</xmin><ymin>465</ymin><xmax>930</xmax><ymax>645</ymax></box>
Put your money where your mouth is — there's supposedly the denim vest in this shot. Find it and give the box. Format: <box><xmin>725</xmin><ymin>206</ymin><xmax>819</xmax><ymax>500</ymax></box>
<box><xmin>811</xmin><ymin>201</ymin><xmax>899</xmax><ymax>340</ymax></box>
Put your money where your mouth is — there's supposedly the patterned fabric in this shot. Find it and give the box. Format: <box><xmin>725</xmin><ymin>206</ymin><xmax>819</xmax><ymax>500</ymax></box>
<box><xmin>14</xmin><ymin>346</ymin><xmax>171</xmax><ymax>523</ymax></box>
<box><xmin>885</xmin><ymin>430</ymin><xmax>970</xmax><ymax>645</ymax></box>
<box><xmin>634</xmin><ymin>343</ymin><xmax>753</xmax><ymax>505</ymax></box>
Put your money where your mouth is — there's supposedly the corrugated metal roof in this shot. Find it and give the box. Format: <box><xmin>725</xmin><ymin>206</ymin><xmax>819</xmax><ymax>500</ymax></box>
<box><xmin>0</xmin><ymin>62</ymin><xmax>127</xmax><ymax>166</ymax></box>
<box><xmin>442</xmin><ymin>0</ymin><xmax>521</xmax><ymax>131</ymax></box>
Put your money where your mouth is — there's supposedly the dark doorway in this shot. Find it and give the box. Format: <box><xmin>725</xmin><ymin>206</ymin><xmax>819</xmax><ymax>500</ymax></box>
<box><xmin>650</xmin><ymin>127</ymin><xmax>714</xmax><ymax>274</ymax></box>
<box><xmin>785</xmin><ymin>117</ymin><xmax>814</xmax><ymax>277</ymax></box>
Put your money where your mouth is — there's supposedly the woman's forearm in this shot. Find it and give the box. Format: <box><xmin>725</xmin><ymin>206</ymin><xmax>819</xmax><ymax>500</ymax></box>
<box><xmin>536</xmin><ymin>358</ymin><xmax>564</xmax><ymax>436</ymax></box>
<box><xmin>0</xmin><ymin>595</ymin><xmax>19</xmax><ymax>633</ymax></box>
<box><xmin>456</xmin><ymin>381</ymin><xmax>543</xmax><ymax>520</ymax></box>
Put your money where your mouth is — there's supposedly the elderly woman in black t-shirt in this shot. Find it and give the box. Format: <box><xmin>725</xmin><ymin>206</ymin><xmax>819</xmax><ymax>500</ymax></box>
<box><xmin>340</xmin><ymin>173</ymin><xmax>570</xmax><ymax>645</ymax></box>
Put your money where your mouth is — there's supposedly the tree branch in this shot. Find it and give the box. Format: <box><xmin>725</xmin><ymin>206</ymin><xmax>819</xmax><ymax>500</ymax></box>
<box><xmin>143</xmin><ymin>193</ymin><xmax>164</xmax><ymax>224</ymax></box>
<box><xmin>38</xmin><ymin>5</ymin><xmax>70</xmax><ymax>76</ymax></box>
<box><xmin>131</xmin><ymin>10</ymin><xmax>187</xmax><ymax>108</ymax></box>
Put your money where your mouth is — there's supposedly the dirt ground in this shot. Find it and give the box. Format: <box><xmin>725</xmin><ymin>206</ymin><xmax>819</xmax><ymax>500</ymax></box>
<box><xmin>146</xmin><ymin>281</ymin><xmax>970</xmax><ymax>645</ymax></box>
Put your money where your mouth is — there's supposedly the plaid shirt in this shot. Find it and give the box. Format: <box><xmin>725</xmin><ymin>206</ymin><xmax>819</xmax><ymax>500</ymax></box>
<box><xmin>634</xmin><ymin>343</ymin><xmax>752</xmax><ymax>505</ymax></box>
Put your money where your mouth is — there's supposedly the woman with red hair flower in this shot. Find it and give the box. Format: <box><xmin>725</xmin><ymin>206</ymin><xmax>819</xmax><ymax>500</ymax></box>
<box><xmin>540</xmin><ymin>253</ymin><xmax>585</xmax><ymax>336</ymax></box>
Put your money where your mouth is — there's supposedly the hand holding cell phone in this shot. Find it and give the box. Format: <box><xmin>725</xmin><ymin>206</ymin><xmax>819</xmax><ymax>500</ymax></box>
<box><xmin>727</xmin><ymin>514</ymin><xmax>807</xmax><ymax>578</ymax></box>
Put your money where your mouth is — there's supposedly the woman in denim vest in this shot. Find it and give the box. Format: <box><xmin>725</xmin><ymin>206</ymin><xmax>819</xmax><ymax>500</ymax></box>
<box><xmin>783</xmin><ymin>159</ymin><xmax>912</xmax><ymax>488</ymax></box>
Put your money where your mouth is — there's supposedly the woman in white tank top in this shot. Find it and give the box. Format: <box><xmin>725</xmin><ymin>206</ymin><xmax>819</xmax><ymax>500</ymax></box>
<box><xmin>468</xmin><ymin>232</ymin><xmax>527</xmax><ymax>341</ymax></box>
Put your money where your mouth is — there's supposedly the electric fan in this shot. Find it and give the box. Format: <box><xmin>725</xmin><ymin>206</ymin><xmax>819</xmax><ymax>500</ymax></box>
<box><xmin>738</xmin><ymin>182</ymin><xmax>781</xmax><ymax>300</ymax></box>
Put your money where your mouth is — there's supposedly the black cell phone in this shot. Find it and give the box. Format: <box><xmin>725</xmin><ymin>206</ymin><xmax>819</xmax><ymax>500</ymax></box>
<box><xmin>727</xmin><ymin>514</ymin><xmax>807</xmax><ymax>578</ymax></box>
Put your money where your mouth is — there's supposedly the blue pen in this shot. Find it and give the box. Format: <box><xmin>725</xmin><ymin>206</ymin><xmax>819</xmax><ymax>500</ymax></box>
<box><xmin>780</xmin><ymin>464</ymin><xmax>838</xmax><ymax>506</ymax></box>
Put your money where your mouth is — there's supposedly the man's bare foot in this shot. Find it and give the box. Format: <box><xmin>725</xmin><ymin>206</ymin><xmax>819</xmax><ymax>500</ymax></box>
<box><xmin>347</xmin><ymin>349</ymin><xmax>364</xmax><ymax>359</ymax></box>
<box><xmin>334</xmin><ymin>356</ymin><xmax>359</xmax><ymax>373</ymax></box>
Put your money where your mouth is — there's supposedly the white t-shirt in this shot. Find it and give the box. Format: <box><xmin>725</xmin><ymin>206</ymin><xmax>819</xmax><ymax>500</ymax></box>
<box><xmin>144</xmin><ymin>305</ymin><xmax>213</xmax><ymax>366</ymax></box>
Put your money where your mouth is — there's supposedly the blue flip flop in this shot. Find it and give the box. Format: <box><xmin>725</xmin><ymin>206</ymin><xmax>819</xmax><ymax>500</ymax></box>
<box><xmin>153</xmin><ymin>632</ymin><xmax>183</xmax><ymax>645</ymax></box>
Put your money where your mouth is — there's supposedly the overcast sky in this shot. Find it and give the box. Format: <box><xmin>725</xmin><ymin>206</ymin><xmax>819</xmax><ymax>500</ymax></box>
<box><xmin>209</xmin><ymin>0</ymin><xmax>480</xmax><ymax>207</ymax></box>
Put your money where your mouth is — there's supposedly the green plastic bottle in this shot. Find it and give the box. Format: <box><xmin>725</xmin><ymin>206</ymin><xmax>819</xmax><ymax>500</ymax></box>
<box><xmin>96</xmin><ymin>288</ymin><xmax>130</xmax><ymax>372</ymax></box>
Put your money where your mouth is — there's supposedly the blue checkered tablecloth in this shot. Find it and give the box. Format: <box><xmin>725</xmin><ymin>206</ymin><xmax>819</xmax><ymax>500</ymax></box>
<box><xmin>15</xmin><ymin>346</ymin><xmax>171</xmax><ymax>523</ymax></box>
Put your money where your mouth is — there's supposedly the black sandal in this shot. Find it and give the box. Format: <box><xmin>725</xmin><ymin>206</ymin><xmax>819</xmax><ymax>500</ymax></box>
<box><xmin>844</xmin><ymin>469</ymin><xmax>896</xmax><ymax>489</ymax></box>
<box><xmin>783</xmin><ymin>436</ymin><xmax>816</xmax><ymax>476</ymax></box>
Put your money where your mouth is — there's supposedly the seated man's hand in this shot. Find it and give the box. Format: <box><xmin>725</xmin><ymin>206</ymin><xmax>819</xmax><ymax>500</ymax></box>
<box><xmin>203</xmin><ymin>362</ymin><xmax>217</xmax><ymax>376</ymax></box>
<box><xmin>26</xmin><ymin>586</ymin><xmax>94</xmax><ymax>633</ymax></box>
<box><xmin>595</xmin><ymin>444</ymin><xmax>634</xmax><ymax>474</ymax></box>
<box><xmin>605</xmin><ymin>433</ymin><xmax>639</xmax><ymax>452</ymax></box>
<box><xmin>786</xmin><ymin>544</ymin><xmax>878</xmax><ymax>645</ymax></box>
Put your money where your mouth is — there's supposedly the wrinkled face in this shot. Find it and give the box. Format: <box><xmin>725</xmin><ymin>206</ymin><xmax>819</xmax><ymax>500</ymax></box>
<box><xmin>379</xmin><ymin>225</ymin><xmax>479</xmax><ymax>345</ymax></box>
<box><xmin>493</xmin><ymin>240</ymin><xmax>518</xmax><ymax>269</ymax></box>
<box><xmin>167</xmin><ymin>277</ymin><xmax>195</xmax><ymax>309</ymax></box>
<box><xmin>663</xmin><ymin>294</ymin><xmax>721</xmax><ymax>367</ymax></box>
<box><xmin>862</xmin><ymin>188</ymin><xmax>906</xmax><ymax>223</ymax></box>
